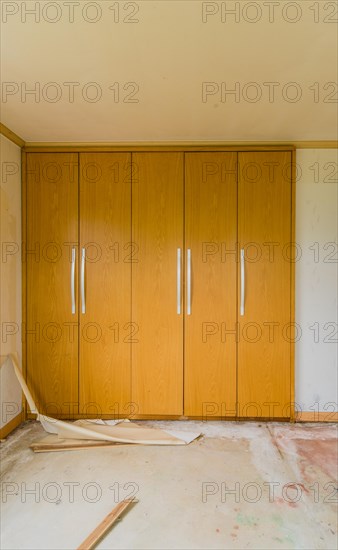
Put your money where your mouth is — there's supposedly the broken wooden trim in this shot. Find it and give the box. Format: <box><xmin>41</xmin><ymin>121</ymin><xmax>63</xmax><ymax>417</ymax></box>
<box><xmin>77</xmin><ymin>498</ymin><xmax>137</xmax><ymax>550</ymax></box>
<box><xmin>30</xmin><ymin>436</ymin><xmax>121</xmax><ymax>452</ymax></box>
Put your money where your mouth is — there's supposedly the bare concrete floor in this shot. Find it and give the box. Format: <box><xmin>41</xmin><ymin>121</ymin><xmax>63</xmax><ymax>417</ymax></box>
<box><xmin>1</xmin><ymin>421</ymin><xmax>337</xmax><ymax>550</ymax></box>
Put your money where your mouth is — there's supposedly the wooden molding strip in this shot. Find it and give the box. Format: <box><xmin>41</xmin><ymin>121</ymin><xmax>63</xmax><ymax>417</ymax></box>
<box><xmin>24</xmin><ymin>143</ymin><xmax>294</xmax><ymax>152</ymax></box>
<box><xmin>0</xmin><ymin>120</ymin><xmax>336</xmax><ymax>151</ymax></box>
<box><xmin>293</xmin><ymin>141</ymin><xmax>338</xmax><ymax>149</ymax></box>
<box><xmin>21</xmin><ymin>151</ymin><xmax>28</xmax><ymax>419</ymax></box>
<box><xmin>0</xmin><ymin>412</ymin><xmax>24</xmax><ymax>439</ymax></box>
<box><xmin>295</xmin><ymin>411</ymin><xmax>338</xmax><ymax>423</ymax></box>
<box><xmin>0</xmin><ymin>123</ymin><xmax>25</xmax><ymax>148</ymax></box>
<box><xmin>30</xmin><ymin>437</ymin><xmax>119</xmax><ymax>453</ymax></box>
<box><xmin>290</xmin><ymin>150</ymin><xmax>296</xmax><ymax>422</ymax></box>
<box><xmin>77</xmin><ymin>499</ymin><xmax>136</xmax><ymax>550</ymax></box>
<box><xmin>23</xmin><ymin>140</ymin><xmax>337</xmax><ymax>152</ymax></box>
<box><xmin>0</xmin><ymin>127</ymin><xmax>335</xmax><ymax>151</ymax></box>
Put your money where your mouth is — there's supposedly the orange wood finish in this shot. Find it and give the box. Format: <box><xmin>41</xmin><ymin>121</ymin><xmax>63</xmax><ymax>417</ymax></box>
<box><xmin>132</xmin><ymin>153</ymin><xmax>184</xmax><ymax>415</ymax></box>
<box><xmin>24</xmin><ymin>150</ymin><xmax>294</xmax><ymax>420</ymax></box>
<box><xmin>79</xmin><ymin>153</ymin><xmax>131</xmax><ymax>417</ymax></box>
<box><xmin>26</xmin><ymin>153</ymin><xmax>79</xmax><ymax>416</ymax></box>
<box><xmin>184</xmin><ymin>153</ymin><xmax>238</xmax><ymax>417</ymax></box>
<box><xmin>237</xmin><ymin>152</ymin><xmax>292</xmax><ymax>419</ymax></box>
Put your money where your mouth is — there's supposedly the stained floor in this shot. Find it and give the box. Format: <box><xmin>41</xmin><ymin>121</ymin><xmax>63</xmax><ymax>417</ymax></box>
<box><xmin>1</xmin><ymin>421</ymin><xmax>337</xmax><ymax>550</ymax></box>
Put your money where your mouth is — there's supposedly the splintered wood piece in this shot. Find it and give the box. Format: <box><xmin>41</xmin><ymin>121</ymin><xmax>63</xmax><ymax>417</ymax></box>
<box><xmin>77</xmin><ymin>498</ymin><xmax>136</xmax><ymax>550</ymax></box>
<box><xmin>30</xmin><ymin>437</ymin><xmax>120</xmax><ymax>453</ymax></box>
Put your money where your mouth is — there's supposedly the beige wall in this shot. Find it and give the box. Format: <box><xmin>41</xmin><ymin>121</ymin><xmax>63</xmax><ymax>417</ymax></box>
<box><xmin>295</xmin><ymin>149</ymin><xmax>338</xmax><ymax>413</ymax></box>
<box><xmin>1</xmin><ymin>1</ymin><xmax>337</xmax><ymax>142</ymax></box>
<box><xmin>0</xmin><ymin>135</ymin><xmax>22</xmax><ymax>429</ymax></box>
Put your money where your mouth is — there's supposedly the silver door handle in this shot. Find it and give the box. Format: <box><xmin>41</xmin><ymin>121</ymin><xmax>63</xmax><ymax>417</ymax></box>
<box><xmin>186</xmin><ymin>248</ymin><xmax>191</xmax><ymax>315</ymax></box>
<box><xmin>71</xmin><ymin>247</ymin><xmax>76</xmax><ymax>314</ymax></box>
<box><xmin>240</xmin><ymin>248</ymin><xmax>245</xmax><ymax>316</ymax></box>
<box><xmin>177</xmin><ymin>248</ymin><xmax>181</xmax><ymax>314</ymax></box>
<box><xmin>81</xmin><ymin>247</ymin><xmax>86</xmax><ymax>314</ymax></box>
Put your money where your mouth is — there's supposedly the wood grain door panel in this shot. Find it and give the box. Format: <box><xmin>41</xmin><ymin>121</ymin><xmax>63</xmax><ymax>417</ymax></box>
<box><xmin>238</xmin><ymin>152</ymin><xmax>292</xmax><ymax>418</ymax></box>
<box><xmin>184</xmin><ymin>153</ymin><xmax>238</xmax><ymax>417</ymax></box>
<box><xmin>79</xmin><ymin>153</ymin><xmax>131</xmax><ymax>417</ymax></box>
<box><xmin>26</xmin><ymin>153</ymin><xmax>79</xmax><ymax>417</ymax></box>
<box><xmin>132</xmin><ymin>153</ymin><xmax>184</xmax><ymax>415</ymax></box>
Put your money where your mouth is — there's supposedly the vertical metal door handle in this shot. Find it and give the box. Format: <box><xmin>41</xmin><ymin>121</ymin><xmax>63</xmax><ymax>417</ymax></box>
<box><xmin>71</xmin><ymin>247</ymin><xmax>76</xmax><ymax>314</ymax></box>
<box><xmin>177</xmin><ymin>248</ymin><xmax>181</xmax><ymax>315</ymax></box>
<box><xmin>81</xmin><ymin>247</ymin><xmax>86</xmax><ymax>314</ymax></box>
<box><xmin>187</xmin><ymin>248</ymin><xmax>191</xmax><ymax>315</ymax></box>
<box><xmin>240</xmin><ymin>248</ymin><xmax>245</xmax><ymax>316</ymax></box>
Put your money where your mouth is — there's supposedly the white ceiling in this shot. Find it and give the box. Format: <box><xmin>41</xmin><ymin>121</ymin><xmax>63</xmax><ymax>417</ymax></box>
<box><xmin>1</xmin><ymin>0</ymin><xmax>337</xmax><ymax>142</ymax></box>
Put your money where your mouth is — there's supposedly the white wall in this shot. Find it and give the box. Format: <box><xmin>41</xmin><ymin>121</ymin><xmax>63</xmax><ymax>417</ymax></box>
<box><xmin>0</xmin><ymin>135</ymin><xmax>22</xmax><ymax>429</ymax></box>
<box><xmin>295</xmin><ymin>149</ymin><xmax>338</xmax><ymax>413</ymax></box>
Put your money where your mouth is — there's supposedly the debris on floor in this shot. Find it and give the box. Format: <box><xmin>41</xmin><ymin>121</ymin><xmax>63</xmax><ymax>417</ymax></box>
<box><xmin>1</xmin><ymin>420</ymin><xmax>337</xmax><ymax>550</ymax></box>
<box><xmin>30</xmin><ymin>435</ymin><xmax>121</xmax><ymax>453</ymax></box>
<box><xmin>8</xmin><ymin>353</ymin><xmax>201</xmax><ymax>449</ymax></box>
<box><xmin>30</xmin><ymin>419</ymin><xmax>201</xmax><ymax>451</ymax></box>
<box><xmin>77</xmin><ymin>498</ymin><xmax>137</xmax><ymax>550</ymax></box>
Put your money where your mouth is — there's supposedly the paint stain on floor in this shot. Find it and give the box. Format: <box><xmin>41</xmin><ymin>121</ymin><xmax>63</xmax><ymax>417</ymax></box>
<box><xmin>1</xmin><ymin>421</ymin><xmax>337</xmax><ymax>550</ymax></box>
<box><xmin>236</xmin><ymin>512</ymin><xmax>259</xmax><ymax>527</ymax></box>
<box><xmin>293</xmin><ymin>439</ymin><xmax>338</xmax><ymax>481</ymax></box>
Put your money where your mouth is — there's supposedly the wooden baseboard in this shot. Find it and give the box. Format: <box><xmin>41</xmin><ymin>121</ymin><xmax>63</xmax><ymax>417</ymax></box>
<box><xmin>26</xmin><ymin>413</ymin><xmax>184</xmax><ymax>421</ymax></box>
<box><xmin>0</xmin><ymin>412</ymin><xmax>24</xmax><ymax>439</ymax></box>
<box><xmin>26</xmin><ymin>413</ymin><xmax>291</xmax><ymax>422</ymax></box>
<box><xmin>295</xmin><ymin>411</ymin><xmax>338</xmax><ymax>423</ymax></box>
<box><xmin>22</xmin><ymin>412</ymin><xmax>338</xmax><ymax>423</ymax></box>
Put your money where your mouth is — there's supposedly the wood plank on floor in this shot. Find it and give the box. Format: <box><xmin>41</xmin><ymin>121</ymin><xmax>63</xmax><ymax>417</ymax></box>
<box><xmin>77</xmin><ymin>499</ymin><xmax>137</xmax><ymax>550</ymax></box>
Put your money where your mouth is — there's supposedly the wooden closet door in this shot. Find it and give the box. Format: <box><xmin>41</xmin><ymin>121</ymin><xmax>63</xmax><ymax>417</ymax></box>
<box><xmin>132</xmin><ymin>153</ymin><xmax>184</xmax><ymax>416</ymax></box>
<box><xmin>184</xmin><ymin>153</ymin><xmax>237</xmax><ymax>417</ymax></box>
<box><xmin>26</xmin><ymin>153</ymin><xmax>79</xmax><ymax>417</ymax></box>
<box><xmin>79</xmin><ymin>153</ymin><xmax>131</xmax><ymax>417</ymax></box>
<box><xmin>238</xmin><ymin>152</ymin><xmax>292</xmax><ymax>419</ymax></box>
